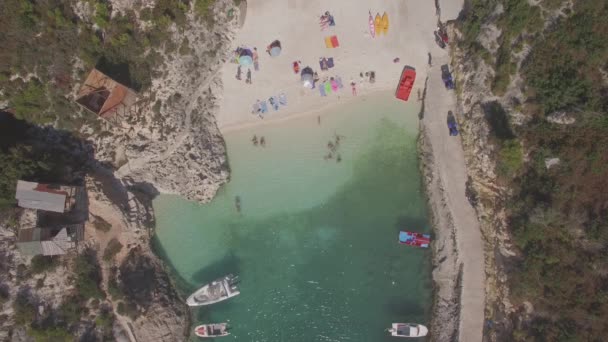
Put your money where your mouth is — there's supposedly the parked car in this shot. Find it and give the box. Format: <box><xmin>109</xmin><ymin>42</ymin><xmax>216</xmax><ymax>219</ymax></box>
<box><xmin>447</xmin><ymin>111</ymin><xmax>458</xmax><ymax>136</ymax></box>
<box><xmin>434</xmin><ymin>31</ymin><xmax>446</xmax><ymax>49</ymax></box>
<box><xmin>441</xmin><ymin>64</ymin><xmax>455</xmax><ymax>90</ymax></box>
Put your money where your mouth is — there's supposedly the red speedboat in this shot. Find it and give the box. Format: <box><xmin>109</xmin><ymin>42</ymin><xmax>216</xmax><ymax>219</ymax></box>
<box><xmin>398</xmin><ymin>231</ymin><xmax>430</xmax><ymax>248</ymax></box>
<box><xmin>395</xmin><ymin>66</ymin><xmax>416</xmax><ymax>101</ymax></box>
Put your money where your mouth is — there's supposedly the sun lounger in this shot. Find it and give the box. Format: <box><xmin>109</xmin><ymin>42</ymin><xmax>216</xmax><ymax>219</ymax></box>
<box><xmin>260</xmin><ymin>100</ymin><xmax>268</xmax><ymax>113</ymax></box>
<box><xmin>319</xmin><ymin>85</ymin><xmax>326</xmax><ymax>97</ymax></box>
<box><xmin>319</xmin><ymin>58</ymin><xmax>329</xmax><ymax>71</ymax></box>
<box><xmin>325</xmin><ymin>82</ymin><xmax>332</xmax><ymax>94</ymax></box>
<box><xmin>279</xmin><ymin>93</ymin><xmax>287</xmax><ymax>106</ymax></box>
<box><xmin>327</xmin><ymin>58</ymin><xmax>334</xmax><ymax>68</ymax></box>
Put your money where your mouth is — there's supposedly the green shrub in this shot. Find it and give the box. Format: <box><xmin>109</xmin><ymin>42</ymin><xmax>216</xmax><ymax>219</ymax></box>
<box><xmin>10</xmin><ymin>80</ymin><xmax>51</xmax><ymax>124</ymax></box>
<box><xmin>13</xmin><ymin>291</ymin><xmax>36</xmax><ymax>325</ymax></box>
<box><xmin>94</xmin><ymin>2</ymin><xmax>110</xmax><ymax>28</ymax></box>
<box><xmin>92</xmin><ymin>214</ymin><xmax>112</xmax><ymax>232</ymax></box>
<box><xmin>30</xmin><ymin>255</ymin><xmax>59</xmax><ymax>274</ymax></box>
<box><xmin>58</xmin><ymin>296</ymin><xmax>86</xmax><ymax>325</ymax></box>
<box><xmin>28</xmin><ymin>326</ymin><xmax>71</xmax><ymax>342</ymax></box>
<box><xmin>116</xmin><ymin>301</ymin><xmax>138</xmax><ymax>319</ymax></box>
<box><xmin>497</xmin><ymin>139</ymin><xmax>523</xmax><ymax>177</ymax></box>
<box><xmin>103</xmin><ymin>238</ymin><xmax>123</xmax><ymax>262</ymax></box>
<box><xmin>499</xmin><ymin>0</ymin><xmax>543</xmax><ymax>37</ymax></box>
<box><xmin>195</xmin><ymin>0</ymin><xmax>215</xmax><ymax>18</ymax></box>
<box><xmin>74</xmin><ymin>249</ymin><xmax>104</xmax><ymax>299</ymax></box>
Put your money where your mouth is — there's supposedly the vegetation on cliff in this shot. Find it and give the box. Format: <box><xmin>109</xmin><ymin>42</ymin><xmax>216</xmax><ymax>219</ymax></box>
<box><xmin>0</xmin><ymin>0</ymin><xmax>220</xmax><ymax>339</ymax></box>
<box><xmin>459</xmin><ymin>0</ymin><xmax>608</xmax><ymax>340</ymax></box>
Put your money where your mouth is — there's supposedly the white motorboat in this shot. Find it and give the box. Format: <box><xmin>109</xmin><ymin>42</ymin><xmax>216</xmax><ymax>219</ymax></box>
<box><xmin>186</xmin><ymin>274</ymin><xmax>240</xmax><ymax>306</ymax></box>
<box><xmin>388</xmin><ymin>323</ymin><xmax>428</xmax><ymax>338</ymax></box>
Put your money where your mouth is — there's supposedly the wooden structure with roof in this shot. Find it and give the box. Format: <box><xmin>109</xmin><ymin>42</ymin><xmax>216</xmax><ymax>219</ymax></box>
<box><xmin>75</xmin><ymin>68</ymin><xmax>137</xmax><ymax>122</ymax></box>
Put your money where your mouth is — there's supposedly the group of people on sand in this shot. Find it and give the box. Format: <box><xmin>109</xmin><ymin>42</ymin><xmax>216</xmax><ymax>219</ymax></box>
<box><xmin>323</xmin><ymin>133</ymin><xmax>344</xmax><ymax>162</ymax></box>
<box><xmin>251</xmin><ymin>135</ymin><xmax>266</xmax><ymax>147</ymax></box>
<box><xmin>319</xmin><ymin>11</ymin><xmax>336</xmax><ymax>30</ymax></box>
<box><xmin>235</xmin><ymin>47</ymin><xmax>259</xmax><ymax>84</ymax></box>
<box><xmin>236</xmin><ymin>66</ymin><xmax>253</xmax><ymax>84</ymax></box>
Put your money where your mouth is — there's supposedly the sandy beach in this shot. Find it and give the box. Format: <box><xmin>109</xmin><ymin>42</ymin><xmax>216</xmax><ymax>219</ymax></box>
<box><xmin>214</xmin><ymin>0</ymin><xmax>484</xmax><ymax>341</ymax></box>
<box><xmin>216</xmin><ymin>0</ymin><xmax>438</xmax><ymax>131</ymax></box>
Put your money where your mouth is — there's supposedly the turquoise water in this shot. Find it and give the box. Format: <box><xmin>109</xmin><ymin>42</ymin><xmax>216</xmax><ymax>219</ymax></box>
<box><xmin>153</xmin><ymin>92</ymin><xmax>432</xmax><ymax>341</ymax></box>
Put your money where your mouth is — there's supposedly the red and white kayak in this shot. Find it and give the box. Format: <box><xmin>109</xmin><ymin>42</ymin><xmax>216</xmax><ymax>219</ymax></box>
<box><xmin>369</xmin><ymin>12</ymin><xmax>376</xmax><ymax>38</ymax></box>
<box><xmin>194</xmin><ymin>323</ymin><xmax>229</xmax><ymax>338</ymax></box>
<box><xmin>398</xmin><ymin>231</ymin><xmax>431</xmax><ymax>248</ymax></box>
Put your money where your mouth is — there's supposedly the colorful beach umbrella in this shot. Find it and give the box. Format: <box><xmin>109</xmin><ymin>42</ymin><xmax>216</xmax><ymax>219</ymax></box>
<box><xmin>238</xmin><ymin>48</ymin><xmax>253</xmax><ymax>66</ymax></box>
<box><xmin>301</xmin><ymin>66</ymin><xmax>314</xmax><ymax>88</ymax></box>
<box><xmin>239</xmin><ymin>55</ymin><xmax>253</xmax><ymax>66</ymax></box>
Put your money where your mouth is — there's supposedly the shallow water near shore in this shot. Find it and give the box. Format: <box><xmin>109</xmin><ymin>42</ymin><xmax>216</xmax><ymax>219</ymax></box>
<box><xmin>154</xmin><ymin>92</ymin><xmax>432</xmax><ymax>341</ymax></box>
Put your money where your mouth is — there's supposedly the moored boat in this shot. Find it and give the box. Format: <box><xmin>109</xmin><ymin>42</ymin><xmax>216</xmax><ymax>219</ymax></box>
<box><xmin>388</xmin><ymin>323</ymin><xmax>428</xmax><ymax>338</ymax></box>
<box><xmin>398</xmin><ymin>231</ymin><xmax>430</xmax><ymax>248</ymax></box>
<box><xmin>186</xmin><ymin>274</ymin><xmax>240</xmax><ymax>306</ymax></box>
<box><xmin>194</xmin><ymin>323</ymin><xmax>230</xmax><ymax>338</ymax></box>
<box><xmin>395</xmin><ymin>66</ymin><xmax>416</xmax><ymax>101</ymax></box>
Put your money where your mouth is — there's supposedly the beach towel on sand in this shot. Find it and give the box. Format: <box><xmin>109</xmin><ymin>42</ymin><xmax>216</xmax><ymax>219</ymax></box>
<box><xmin>319</xmin><ymin>85</ymin><xmax>326</xmax><ymax>96</ymax></box>
<box><xmin>324</xmin><ymin>36</ymin><xmax>339</xmax><ymax>48</ymax></box>
<box><xmin>279</xmin><ymin>93</ymin><xmax>287</xmax><ymax>105</ymax></box>
<box><xmin>325</xmin><ymin>82</ymin><xmax>332</xmax><ymax>94</ymax></box>
<box><xmin>331</xmin><ymin>79</ymin><xmax>338</xmax><ymax>91</ymax></box>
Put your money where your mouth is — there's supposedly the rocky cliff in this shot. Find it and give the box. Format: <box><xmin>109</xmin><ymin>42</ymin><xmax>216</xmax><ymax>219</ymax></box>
<box><xmin>89</xmin><ymin>0</ymin><xmax>242</xmax><ymax>202</ymax></box>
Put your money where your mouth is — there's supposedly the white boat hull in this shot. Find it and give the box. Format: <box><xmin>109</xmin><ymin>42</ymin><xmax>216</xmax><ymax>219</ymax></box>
<box><xmin>389</xmin><ymin>323</ymin><xmax>428</xmax><ymax>337</ymax></box>
<box><xmin>187</xmin><ymin>275</ymin><xmax>240</xmax><ymax>306</ymax></box>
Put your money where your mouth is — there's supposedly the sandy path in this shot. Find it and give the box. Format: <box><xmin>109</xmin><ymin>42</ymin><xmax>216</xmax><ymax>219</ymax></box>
<box><xmin>424</xmin><ymin>49</ymin><xmax>485</xmax><ymax>342</ymax></box>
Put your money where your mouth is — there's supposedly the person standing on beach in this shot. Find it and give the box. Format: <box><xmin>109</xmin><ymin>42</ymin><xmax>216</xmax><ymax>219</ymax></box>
<box><xmin>253</xmin><ymin>47</ymin><xmax>260</xmax><ymax>71</ymax></box>
<box><xmin>351</xmin><ymin>81</ymin><xmax>357</xmax><ymax>96</ymax></box>
<box><xmin>236</xmin><ymin>65</ymin><xmax>242</xmax><ymax>80</ymax></box>
<box><xmin>246</xmin><ymin>69</ymin><xmax>252</xmax><ymax>84</ymax></box>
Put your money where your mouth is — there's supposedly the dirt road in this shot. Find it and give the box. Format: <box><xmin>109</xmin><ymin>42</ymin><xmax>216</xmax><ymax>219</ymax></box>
<box><xmin>424</xmin><ymin>52</ymin><xmax>485</xmax><ymax>341</ymax></box>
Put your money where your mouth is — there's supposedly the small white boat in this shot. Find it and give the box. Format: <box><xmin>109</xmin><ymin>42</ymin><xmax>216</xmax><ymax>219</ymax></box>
<box><xmin>194</xmin><ymin>323</ymin><xmax>229</xmax><ymax>338</ymax></box>
<box><xmin>388</xmin><ymin>323</ymin><xmax>428</xmax><ymax>338</ymax></box>
<box><xmin>186</xmin><ymin>274</ymin><xmax>240</xmax><ymax>306</ymax></box>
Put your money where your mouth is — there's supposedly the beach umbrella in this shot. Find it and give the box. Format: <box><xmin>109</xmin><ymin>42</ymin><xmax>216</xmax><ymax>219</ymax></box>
<box><xmin>269</xmin><ymin>46</ymin><xmax>281</xmax><ymax>57</ymax></box>
<box><xmin>239</xmin><ymin>55</ymin><xmax>253</xmax><ymax>66</ymax></box>
<box><xmin>239</xmin><ymin>48</ymin><xmax>253</xmax><ymax>66</ymax></box>
<box><xmin>301</xmin><ymin>67</ymin><xmax>314</xmax><ymax>88</ymax></box>
<box><xmin>301</xmin><ymin>74</ymin><xmax>314</xmax><ymax>88</ymax></box>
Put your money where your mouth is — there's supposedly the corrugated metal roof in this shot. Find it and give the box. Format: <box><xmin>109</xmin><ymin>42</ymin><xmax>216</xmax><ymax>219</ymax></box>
<box><xmin>15</xmin><ymin>181</ymin><xmax>66</xmax><ymax>213</ymax></box>
<box><xmin>17</xmin><ymin>228</ymin><xmax>71</xmax><ymax>256</ymax></box>
<box><xmin>76</xmin><ymin>68</ymin><xmax>137</xmax><ymax>118</ymax></box>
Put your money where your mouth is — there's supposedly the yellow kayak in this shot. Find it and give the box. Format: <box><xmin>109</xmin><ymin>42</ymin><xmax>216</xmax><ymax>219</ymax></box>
<box><xmin>381</xmin><ymin>12</ymin><xmax>389</xmax><ymax>34</ymax></box>
<box><xmin>374</xmin><ymin>13</ymin><xmax>382</xmax><ymax>35</ymax></box>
